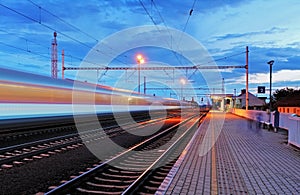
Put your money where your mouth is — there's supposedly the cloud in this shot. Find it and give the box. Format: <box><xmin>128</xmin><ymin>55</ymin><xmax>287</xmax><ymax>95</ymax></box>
<box><xmin>229</xmin><ymin>69</ymin><xmax>300</xmax><ymax>85</ymax></box>
<box><xmin>212</xmin><ymin>27</ymin><xmax>287</xmax><ymax>41</ymax></box>
<box><xmin>1</xmin><ymin>0</ymin><xmax>300</xmax><ymax>98</ymax></box>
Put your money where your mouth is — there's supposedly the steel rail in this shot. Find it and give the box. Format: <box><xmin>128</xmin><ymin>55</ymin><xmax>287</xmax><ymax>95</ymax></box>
<box><xmin>45</xmin><ymin>114</ymin><xmax>198</xmax><ymax>194</ymax></box>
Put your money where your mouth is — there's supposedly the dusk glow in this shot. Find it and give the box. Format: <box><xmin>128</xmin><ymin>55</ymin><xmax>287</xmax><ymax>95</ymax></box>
<box><xmin>1</xmin><ymin>0</ymin><xmax>300</xmax><ymax>99</ymax></box>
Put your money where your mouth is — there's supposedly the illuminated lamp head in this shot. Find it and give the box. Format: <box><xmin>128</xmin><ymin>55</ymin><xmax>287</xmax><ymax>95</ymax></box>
<box><xmin>136</xmin><ymin>54</ymin><xmax>145</xmax><ymax>64</ymax></box>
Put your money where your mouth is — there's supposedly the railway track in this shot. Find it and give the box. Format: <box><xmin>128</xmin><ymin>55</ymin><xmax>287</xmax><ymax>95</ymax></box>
<box><xmin>0</xmin><ymin>111</ymin><xmax>181</xmax><ymax>169</ymax></box>
<box><xmin>0</xmin><ymin>110</ymin><xmax>170</xmax><ymax>147</ymax></box>
<box><xmin>45</xmin><ymin>112</ymin><xmax>206</xmax><ymax>194</ymax></box>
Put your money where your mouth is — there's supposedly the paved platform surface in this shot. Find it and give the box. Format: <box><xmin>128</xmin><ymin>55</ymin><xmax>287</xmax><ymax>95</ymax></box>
<box><xmin>156</xmin><ymin>111</ymin><xmax>300</xmax><ymax>194</ymax></box>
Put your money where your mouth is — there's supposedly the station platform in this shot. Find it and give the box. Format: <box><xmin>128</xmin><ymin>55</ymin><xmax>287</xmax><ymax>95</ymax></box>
<box><xmin>156</xmin><ymin>111</ymin><xmax>300</xmax><ymax>194</ymax></box>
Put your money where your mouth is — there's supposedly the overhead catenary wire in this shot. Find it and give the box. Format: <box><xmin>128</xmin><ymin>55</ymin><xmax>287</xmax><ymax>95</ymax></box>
<box><xmin>151</xmin><ymin>0</ymin><xmax>185</xmax><ymax>66</ymax></box>
<box><xmin>149</xmin><ymin>0</ymin><xmax>244</xmax><ymax>81</ymax></box>
<box><xmin>0</xmin><ymin>4</ymin><xmax>94</xmax><ymax>51</ymax></box>
<box><xmin>0</xmin><ymin>29</ymin><xmax>101</xmax><ymax>68</ymax></box>
<box><xmin>177</xmin><ymin>0</ymin><xmax>198</xmax><ymax>53</ymax></box>
<box><xmin>27</xmin><ymin>0</ymin><xmax>100</xmax><ymax>43</ymax></box>
<box><xmin>138</xmin><ymin>0</ymin><xmax>158</xmax><ymax>26</ymax></box>
<box><xmin>182</xmin><ymin>0</ymin><xmax>198</xmax><ymax>33</ymax></box>
<box><xmin>0</xmin><ymin>29</ymin><xmax>50</xmax><ymax>52</ymax></box>
<box><xmin>27</xmin><ymin>0</ymin><xmax>123</xmax><ymax>55</ymax></box>
<box><xmin>205</xmin><ymin>51</ymin><xmax>247</xmax><ymax>65</ymax></box>
<box><xmin>139</xmin><ymin>0</ymin><xmax>184</xmax><ymax>66</ymax></box>
<box><xmin>1</xmin><ymin>1</ymin><xmax>249</xmax><ymax>89</ymax></box>
<box><xmin>187</xmin><ymin>51</ymin><xmax>247</xmax><ymax>80</ymax></box>
<box><xmin>0</xmin><ymin>41</ymin><xmax>49</xmax><ymax>59</ymax></box>
<box><xmin>0</xmin><ymin>3</ymin><xmax>129</xmax><ymax>67</ymax></box>
<box><xmin>63</xmin><ymin>53</ymin><xmax>100</xmax><ymax>67</ymax></box>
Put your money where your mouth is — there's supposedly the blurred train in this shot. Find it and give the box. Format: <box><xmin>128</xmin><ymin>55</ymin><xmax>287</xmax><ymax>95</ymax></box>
<box><xmin>0</xmin><ymin>68</ymin><xmax>197</xmax><ymax>120</ymax></box>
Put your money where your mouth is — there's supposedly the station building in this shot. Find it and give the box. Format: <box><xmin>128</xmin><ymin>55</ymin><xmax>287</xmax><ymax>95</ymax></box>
<box><xmin>210</xmin><ymin>94</ymin><xmax>234</xmax><ymax>111</ymax></box>
<box><xmin>235</xmin><ymin>89</ymin><xmax>266</xmax><ymax>110</ymax></box>
<box><xmin>210</xmin><ymin>89</ymin><xmax>266</xmax><ymax>111</ymax></box>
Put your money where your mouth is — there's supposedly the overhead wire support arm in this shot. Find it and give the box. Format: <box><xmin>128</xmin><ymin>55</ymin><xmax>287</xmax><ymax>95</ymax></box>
<box><xmin>63</xmin><ymin>65</ymin><xmax>247</xmax><ymax>71</ymax></box>
<box><xmin>146</xmin><ymin>87</ymin><xmax>223</xmax><ymax>91</ymax></box>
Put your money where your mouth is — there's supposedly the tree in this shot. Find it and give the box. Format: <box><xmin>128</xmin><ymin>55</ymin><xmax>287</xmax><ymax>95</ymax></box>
<box><xmin>273</xmin><ymin>87</ymin><xmax>300</xmax><ymax>108</ymax></box>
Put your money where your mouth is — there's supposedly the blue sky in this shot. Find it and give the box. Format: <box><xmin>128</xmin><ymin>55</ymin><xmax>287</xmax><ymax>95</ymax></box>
<box><xmin>1</xmin><ymin>0</ymin><xmax>300</xmax><ymax>102</ymax></box>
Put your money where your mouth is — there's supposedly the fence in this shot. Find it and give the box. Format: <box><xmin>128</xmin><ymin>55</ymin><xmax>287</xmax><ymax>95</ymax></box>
<box><xmin>231</xmin><ymin>108</ymin><xmax>300</xmax><ymax>148</ymax></box>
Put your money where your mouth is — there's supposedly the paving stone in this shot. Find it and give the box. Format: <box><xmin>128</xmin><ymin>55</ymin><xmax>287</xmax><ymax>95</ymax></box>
<box><xmin>156</xmin><ymin>112</ymin><xmax>300</xmax><ymax>194</ymax></box>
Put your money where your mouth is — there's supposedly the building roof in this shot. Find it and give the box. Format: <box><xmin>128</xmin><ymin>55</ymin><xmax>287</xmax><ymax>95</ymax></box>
<box><xmin>237</xmin><ymin>91</ymin><xmax>265</xmax><ymax>107</ymax></box>
<box><xmin>210</xmin><ymin>94</ymin><xmax>233</xmax><ymax>98</ymax></box>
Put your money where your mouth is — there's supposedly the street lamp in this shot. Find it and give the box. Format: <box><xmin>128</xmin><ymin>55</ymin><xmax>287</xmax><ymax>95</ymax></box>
<box><xmin>267</xmin><ymin>60</ymin><xmax>274</xmax><ymax>123</ymax></box>
<box><xmin>180</xmin><ymin>78</ymin><xmax>186</xmax><ymax>100</ymax></box>
<box><xmin>136</xmin><ymin>54</ymin><xmax>145</xmax><ymax>93</ymax></box>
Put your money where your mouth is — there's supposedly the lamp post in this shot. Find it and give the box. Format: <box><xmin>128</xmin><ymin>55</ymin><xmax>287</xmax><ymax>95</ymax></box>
<box><xmin>136</xmin><ymin>54</ymin><xmax>145</xmax><ymax>93</ymax></box>
<box><xmin>180</xmin><ymin>78</ymin><xmax>186</xmax><ymax>100</ymax></box>
<box><xmin>267</xmin><ymin>60</ymin><xmax>274</xmax><ymax>123</ymax></box>
<box><xmin>234</xmin><ymin>88</ymin><xmax>236</xmax><ymax>108</ymax></box>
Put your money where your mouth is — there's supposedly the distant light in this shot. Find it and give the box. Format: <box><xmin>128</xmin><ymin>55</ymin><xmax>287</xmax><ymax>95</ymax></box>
<box><xmin>180</xmin><ymin>78</ymin><xmax>186</xmax><ymax>85</ymax></box>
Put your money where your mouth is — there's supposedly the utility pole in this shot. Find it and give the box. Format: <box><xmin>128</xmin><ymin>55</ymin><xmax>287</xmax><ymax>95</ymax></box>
<box><xmin>267</xmin><ymin>60</ymin><xmax>274</xmax><ymax>123</ymax></box>
<box><xmin>51</xmin><ymin>32</ymin><xmax>58</xmax><ymax>79</ymax></box>
<box><xmin>222</xmin><ymin>78</ymin><xmax>225</xmax><ymax>94</ymax></box>
<box><xmin>234</xmin><ymin>88</ymin><xmax>236</xmax><ymax>108</ymax></box>
<box><xmin>61</xmin><ymin>49</ymin><xmax>64</xmax><ymax>79</ymax></box>
<box><xmin>246</xmin><ymin>46</ymin><xmax>249</xmax><ymax>110</ymax></box>
<box><xmin>144</xmin><ymin>76</ymin><xmax>146</xmax><ymax>94</ymax></box>
<box><xmin>136</xmin><ymin>54</ymin><xmax>145</xmax><ymax>93</ymax></box>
